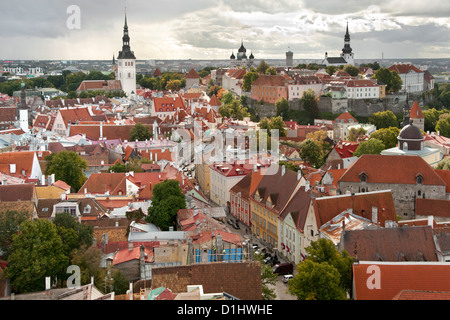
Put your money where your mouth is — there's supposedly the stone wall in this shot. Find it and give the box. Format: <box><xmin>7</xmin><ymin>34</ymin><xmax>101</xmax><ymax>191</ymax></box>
<box><xmin>338</xmin><ymin>182</ymin><xmax>446</xmax><ymax>220</ymax></box>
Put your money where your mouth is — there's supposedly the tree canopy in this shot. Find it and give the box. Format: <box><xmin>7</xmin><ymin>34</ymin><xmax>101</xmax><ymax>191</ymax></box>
<box><xmin>368</xmin><ymin>110</ymin><xmax>399</xmax><ymax>129</ymax></box>
<box><xmin>45</xmin><ymin>151</ymin><xmax>87</xmax><ymax>192</ymax></box>
<box><xmin>130</xmin><ymin>123</ymin><xmax>152</xmax><ymax>142</ymax></box>
<box><xmin>301</xmin><ymin>89</ymin><xmax>320</xmax><ymax>122</ymax></box>
<box><xmin>146</xmin><ymin>180</ymin><xmax>186</xmax><ymax>230</ymax></box>
<box><xmin>5</xmin><ymin>219</ymin><xmax>69</xmax><ymax>293</ymax></box>
<box><xmin>288</xmin><ymin>238</ymin><xmax>352</xmax><ymax>300</ymax></box>
<box><xmin>354</xmin><ymin>138</ymin><xmax>386</xmax><ymax>157</ymax></box>
<box><xmin>369</xmin><ymin>127</ymin><xmax>400</xmax><ymax>149</ymax></box>
<box><xmin>373</xmin><ymin>68</ymin><xmax>403</xmax><ymax>93</ymax></box>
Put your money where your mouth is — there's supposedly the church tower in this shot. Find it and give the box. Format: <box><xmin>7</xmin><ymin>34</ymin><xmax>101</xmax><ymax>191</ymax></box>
<box><xmin>117</xmin><ymin>11</ymin><xmax>136</xmax><ymax>97</ymax></box>
<box><xmin>340</xmin><ymin>22</ymin><xmax>354</xmax><ymax>65</ymax></box>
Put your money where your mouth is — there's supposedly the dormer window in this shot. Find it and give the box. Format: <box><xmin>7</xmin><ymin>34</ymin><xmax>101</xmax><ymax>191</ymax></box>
<box><xmin>84</xmin><ymin>204</ymin><xmax>91</xmax><ymax>214</ymax></box>
<box><xmin>360</xmin><ymin>173</ymin><xmax>367</xmax><ymax>183</ymax></box>
<box><xmin>416</xmin><ymin>174</ymin><xmax>423</xmax><ymax>185</ymax></box>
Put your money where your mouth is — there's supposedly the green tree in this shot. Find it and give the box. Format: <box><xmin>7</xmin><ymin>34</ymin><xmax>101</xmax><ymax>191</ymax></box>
<box><xmin>354</xmin><ymin>138</ymin><xmax>386</xmax><ymax>157</ymax></box>
<box><xmin>70</xmin><ymin>245</ymin><xmax>103</xmax><ymax>286</ymax></box>
<box><xmin>243</xmin><ymin>72</ymin><xmax>259</xmax><ymax>92</ymax></box>
<box><xmin>146</xmin><ymin>180</ymin><xmax>186</xmax><ymax>230</ymax></box>
<box><xmin>304</xmin><ymin>238</ymin><xmax>353</xmax><ymax>295</ymax></box>
<box><xmin>343</xmin><ymin>65</ymin><xmax>360</xmax><ymax>77</ymax></box>
<box><xmin>288</xmin><ymin>260</ymin><xmax>347</xmax><ymax>300</ymax></box>
<box><xmin>45</xmin><ymin>151</ymin><xmax>87</xmax><ymax>192</ymax></box>
<box><xmin>0</xmin><ymin>210</ymin><xmax>30</xmax><ymax>259</ymax></box>
<box><xmin>130</xmin><ymin>123</ymin><xmax>152</xmax><ymax>142</ymax></box>
<box><xmin>259</xmin><ymin>116</ymin><xmax>286</xmax><ymax>137</ymax></box>
<box><xmin>423</xmin><ymin>108</ymin><xmax>447</xmax><ymax>132</ymax></box>
<box><xmin>254</xmin><ymin>252</ymin><xmax>278</xmax><ymax>300</ymax></box>
<box><xmin>5</xmin><ymin>219</ymin><xmax>69</xmax><ymax>293</ymax></box>
<box><xmin>373</xmin><ymin>68</ymin><xmax>403</xmax><ymax>93</ymax></box>
<box><xmin>326</xmin><ymin>65</ymin><xmax>338</xmax><ymax>76</ymax></box>
<box><xmin>111</xmin><ymin>269</ymin><xmax>129</xmax><ymax>294</ymax></box>
<box><xmin>436</xmin><ymin>156</ymin><xmax>450</xmax><ymax>170</ymax></box>
<box><xmin>218</xmin><ymin>97</ymin><xmax>250</xmax><ymax>120</ymax></box>
<box><xmin>165</xmin><ymin>79</ymin><xmax>182</xmax><ymax>91</ymax></box>
<box><xmin>301</xmin><ymin>89</ymin><xmax>319</xmax><ymax>121</ymax></box>
<box><xmin>275</xmin><ymin>97</ymin><xmax>290</xmax><ymax>120</ymax></box>
<box><xmin>256</xmin><ymin>60</ymin><xmax>270</xmax><ymax>74</ymax></box>
<box><xmin>52</xmin><ymin>212</ymin><xmax>94</xmax><ymax>248</ymax></box>
<box><xmin>369</xmin><ymin>127</ymin><xmax>400</xmax><ymax>149</ymax></box>
<box><xmin>347</xmin><ymin>127</ymin><xmax>367</xmax><ymax>141</ymax></box>
<box><xmin>299</xmin><ymin>139</ymin><xmax>325</xmax><ymax>168</ymax></box>
<box><xmin>368</xmin><ymin>110</ymin><xmax>399</xmax><ymax>129</ymax></box>
<box><xmin>436</xmin><ymin>114</ymin><xmax>450</xmax><ymax>138</ymax></box>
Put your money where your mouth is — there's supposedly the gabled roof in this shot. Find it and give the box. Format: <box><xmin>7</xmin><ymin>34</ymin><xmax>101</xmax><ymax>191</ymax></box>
<box><xmin>388</xmin><ymin>63</ymin><xmax>423</xmax><ymax>74</ymax></box>
<box><xmin>186</xmin><ymin>68</ymin><xmax>200</xmax><ymax>79</ymax></box>
<box><xmin>209</xmin><ymin>94</ymin><xmax>220</xmax><ymax>106</ymax></box>
<box><xmin>312</xmin><ymin>190</ymin><xmax>397</xmax><ymax>228</ymax></box>
<box><xmin>59</xmin><ymin>107</ymin><xmax>92</xmax><ymax>127</ymax></box>
<box><xmin>343</xmin><ymin>225</ymin><xmax>437</xmax><ymax>262</ymax></box>
<box><xmin>352</xmin><ymin>261</ymin><xmax>450</xmax><ymax>300</ymax></box>
<box><xmin>409</xmin><ymin>101</ymin><xmax>424</xmax><ymax>119</ymax></box>
<box><xmin>335</xmin><ymin>111</ymin><xmax>358</xmax><ymax>123</ymax></box>
<box><xmin>0</xmin><ymin>151</ymin><xmax>37</xmax><ymax>178</ymax></box>
<box><xmin>250</xmin><ymin>166</ymin><xmax>302</xmax><ymax>213</ymax></box>
<box><xmin>153</xmin><ymin>96</ymin><xmax>186</xmax><ymax>113</ymax></box>
<box><xmin>338</xmin><ymin>154</ymin><xmax>447</xmax><ymax>186</ymax></box>
<box><xmin>279</xmin><ymin>186</ymin><xmax>312</xmax><ymax>232</ymax></box>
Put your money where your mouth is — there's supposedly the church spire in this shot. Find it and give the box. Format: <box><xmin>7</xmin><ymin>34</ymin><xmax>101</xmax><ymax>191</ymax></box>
<box><xmin>117</xmin><ymin>9</ymin><xmax>136</xmax><ymax>60</ymax></box>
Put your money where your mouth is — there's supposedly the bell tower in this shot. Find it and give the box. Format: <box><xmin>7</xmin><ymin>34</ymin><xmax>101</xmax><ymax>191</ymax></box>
<box><xmin>117</xmin><ymin>10</ymin><xmax>136</xmax><ymax>97</ymax></box>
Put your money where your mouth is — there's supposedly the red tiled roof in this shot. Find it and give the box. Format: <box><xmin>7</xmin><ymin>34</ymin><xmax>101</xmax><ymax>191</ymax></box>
<box><xmin>388</xmin><ymin>63</ymin><xmax>423</xmax><ymax>74</ymax></box>
<box><xmin>312</xmin><ymin>190</ymin><xmax>397</xmax><ymax>228</ymax></box>
<box><xmin>252</xmin><ymin>74</ymin><xmax>286</xmax><ymax>87</ymax></box>
<box><xmin>415</xmin><ymin>198</ymin><xmax>450</xmax><ymax>218</ymax></box>
<box><xmin>186</xmin><ymin>68</ymin><xmax>200</xmax><ymax>79</ymax></box>
<box><xmin>353</xmin><ymin>262</ymin><xmax>450</xmax><ymax>300</ymax></box>
<box><xmin>209</xmin><ymin>94</ymin><xmax>220</xmax><ymax>106</ymax></box>
<box><xmin>112</xmin><ymin>246</ymin><xmax>152</xmax><ymax>265</ymax></box>
<box><xmin>77</xmin><ymin>80</ymin><xmax>122</xmax><ymax>91</ymax></box>
<box><xmin>335</xmin><ymin>112</ymin><xmax>358</xmax><ymax>123</ymax></box>
<box><xmin>338</xmin><ymin>154</ymin><xmax>446</xmax><ymax>186</ymax></box>
<box><xmin>333</xmin><ymin>141</ymin><xmax>359</xmax><ymax>159</ymax></box>
<box><xmin>59</xmin><ymin>107</ymin><xmax>92</xmax><ymax>126</ymax></box>
<box><xmin>153</xmin><ymin>96</ymin><xmax>185</xmax><ymax>113</ymax></box>
<box><xmin>0</xmin><ymin>151</ymin><xmax>37</xmax><ymax>179</ymax></box>
<box><xmin>435</xmin><ymin>169</ymin><xmax>450</xmax><ymax>193</ymax></box>
<box><xmin>409</xmin><ymin>101</ymin><xmax>424</xmax><ymax>119</ymax></box>
<box><xmin>153</xmin><ymin>68</ymin><xmax>162</xmax><ymax>77</ymax></box>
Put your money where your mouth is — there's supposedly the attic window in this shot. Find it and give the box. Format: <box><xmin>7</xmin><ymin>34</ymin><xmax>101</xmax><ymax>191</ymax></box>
<box><xmin>360</xmin><ymin>173</ymin><xmax>367</xmax><ymax>183</ymax></box>
<box><xmin>84</xmin><ymin>204</ymin><xmax>91</xmax><ymax>214</ymax></box>
<box><xmin>416</xmin><ymin>175</ymin><xmax>423</xmax><ymax>185</ymax></box>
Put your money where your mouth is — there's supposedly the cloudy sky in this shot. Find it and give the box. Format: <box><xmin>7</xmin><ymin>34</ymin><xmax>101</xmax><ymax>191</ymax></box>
<box><xmin>1</xmin><ymin>0</ymin><xmax>449</xmax><ymax>61</ymax></box>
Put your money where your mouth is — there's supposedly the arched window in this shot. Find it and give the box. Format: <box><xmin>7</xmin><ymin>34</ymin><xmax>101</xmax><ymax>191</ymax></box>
<box><xmin>403</xmin><ymin>142</ymin><xmax>408</xmax><ymax>151</ymax></box>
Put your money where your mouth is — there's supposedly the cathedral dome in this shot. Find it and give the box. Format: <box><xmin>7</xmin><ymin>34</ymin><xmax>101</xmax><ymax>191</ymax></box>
<box><xmin>398</xmin><ymin>124</ymin><xmax>424</xmax><ymax>151</ymax></box>
<box><xmin>399</xmin><ymin>124</ymin><xmax>423</xmax><ymax>140</ymax></box>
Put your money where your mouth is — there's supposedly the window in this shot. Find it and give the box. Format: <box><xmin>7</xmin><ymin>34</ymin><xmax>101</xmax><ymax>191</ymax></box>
<box><xmin>360</xmin><ymin>173</ymin><xmax>367</xmax><ymax>183</ymax></box>
<box><xmin>416</xmin><ymin>175</ymin><xmax>423</xmax><ymax>184</ymax></box>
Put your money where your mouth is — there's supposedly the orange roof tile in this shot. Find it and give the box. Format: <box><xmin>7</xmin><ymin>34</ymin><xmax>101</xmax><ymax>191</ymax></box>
<box><xmin>353</xmin><ymin>262</ymin><xmax>450</xmax><ymax>300</ymax></box>
<box><xmin>339</xmin><ymin>154</ymin><xmax>446</xmax><ymax>186</ymax></box>
<box><xmin>186</xmin><ymin>68</ymin><xmax>200</xmax><ymax>79</ymax></box>
<box><xmin>409</xmin><ymin>101</ymin><xmax>424</xmax><ymax>119</ymax></box>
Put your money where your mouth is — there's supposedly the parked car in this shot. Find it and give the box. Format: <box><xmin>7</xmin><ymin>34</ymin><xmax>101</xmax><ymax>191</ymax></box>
<box><xmin>273</xmin><ymin>262</ymin><xmax>294</xmax><ymax>275</ymax></box>
<box><xmin>227</xmin><ymin>219</ymin><xmax>234</xmax><ymax>225</ymax></box>
<box><xmin>282</xmin><ymin>274</ymin><xmax>294</xmax><ymax>283</ymax></box>
<box><xmin>233</xmin><ymin>222</ymin><xmax>240</xmax><ymax>229</ymax></box>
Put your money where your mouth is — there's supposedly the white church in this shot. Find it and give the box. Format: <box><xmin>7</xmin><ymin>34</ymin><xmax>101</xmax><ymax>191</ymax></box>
<box><xmin>113</xmin><ymin>12</ymin><xmax>137</xmax><ymax>97</ymax></box>
<box><xmin>322</xmin><ymin>22</ymin><xmax>355</xmax><ymax>67</ymax></box>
